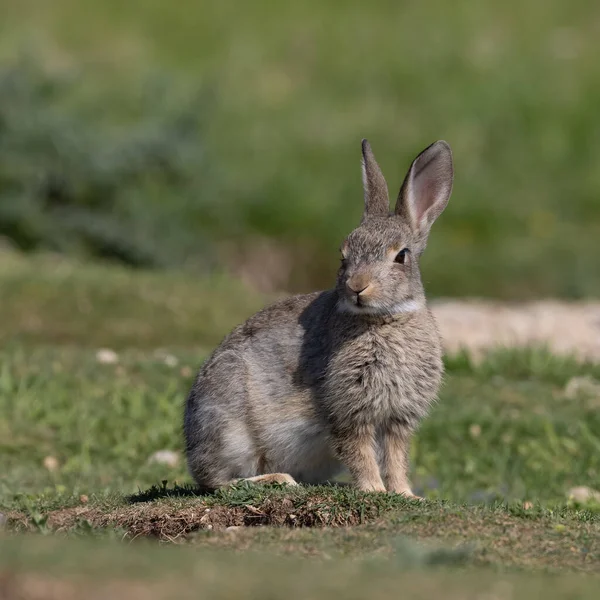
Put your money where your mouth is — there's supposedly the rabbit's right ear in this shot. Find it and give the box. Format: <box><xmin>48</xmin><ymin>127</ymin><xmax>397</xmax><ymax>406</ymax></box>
<box><xmin>395</xmin><ymin>141</ymin><xmax>453</xmax><ymax>236</ymax></box>
<box><xmin>361</xmin><ymin>139</ymin><xmax>390</xmax><ymax>221</ymax></box>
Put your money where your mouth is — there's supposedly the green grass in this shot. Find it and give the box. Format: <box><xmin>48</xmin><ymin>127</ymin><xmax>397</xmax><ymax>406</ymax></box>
<box><xmin>2</xmin><ymin>343</ymin><xmax>600</xmax><ymax>506</ymax></box>
<box><xmin>2</xmin><ymin>0</ymin><xmax>600</xmax><ymax>297</ymax></box>
<box><xmin>2</xmin><ymin>257</ymin><xmax>600</xmax><ymax>595</ymax></box>
<box><xmin>0</xmin><ymin>252</ymin><xmax>266</xmax><ymax>348</ymax></box>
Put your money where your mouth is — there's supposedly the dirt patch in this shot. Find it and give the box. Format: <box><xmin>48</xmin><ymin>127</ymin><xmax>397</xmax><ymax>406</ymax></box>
<box><xmin>9</xmin><ymin>495</ymin><xmax>388</xmax><ymax>540</ymax></box>
<box><xmin>431</xmin><ymin>300</ymin><xmax>600</xmax><ymax>361</ymax></box>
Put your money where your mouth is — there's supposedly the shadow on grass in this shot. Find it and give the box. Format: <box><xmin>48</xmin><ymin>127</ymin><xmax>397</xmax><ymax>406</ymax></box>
<box><xmin>128</xmin><ymin>481</ymin><xmax>212</xmax><ymax>504</ymax></box>
<box><xmin>128</xmin><ymin>479</ymin><xmax>354</xmax><ymax>504</ymax></box>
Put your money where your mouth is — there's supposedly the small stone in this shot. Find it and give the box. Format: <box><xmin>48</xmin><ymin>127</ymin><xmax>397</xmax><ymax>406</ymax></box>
<box><xmin>154</xmin><ymin>350</ymin><xmax>178</xmax><ymax>367</ymax></box>
<box><xmin>43</xmin><ymin>456</ymin><xmax>59</xmax><ymax>472</ymax></box>
<box><xmin>79</xmin><ymin>495</ymin><xmax>89</xmax><ymax>504</ymax></box>
<box><xmin>163</xmin><ymin>355</ymin><xmax>178</xmax><ymax>367</ymax></box>
<box><xmin>226</xmin><ymin>525</ymin><xmax>242</xmax><ymax>532</ymax></box>
<box><xmin>523</xmin><ymin>501</ymin><xmax>533</xmax><ymax>510</ymax></box>
<box><xmin>96</xmin><ymin>349</ymin><xmax>119</xmax><ymax>364</ymax></box>
<box><xmin>564</xmin><ymin>376</ymin><xmax>600</xmax><ymax>400</ymax></box>
<box><xmin>147</xmin><ymin>450</ymin><xmax>180</xmax><ymax>468</ymax></box>
<box><xmin>469</xmin><ymin>423</ymin><xmax>482</xmax><ymax>438</ymax></box>
<box><xmin>567</xmin><ymin>486</ymin><xmax>600</xmax><ymax>504</ymax></box>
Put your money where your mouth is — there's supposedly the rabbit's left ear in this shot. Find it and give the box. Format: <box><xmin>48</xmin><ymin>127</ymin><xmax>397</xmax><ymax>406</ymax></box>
<box><xmin>395</xmin><ymin>141</ymin><xmax>453</xmax><ymax>235</ymax></box>
<box><xmin>361</xmin><ymin>139</ymin><xmax>390</xmax><ymax>220</ymax></box>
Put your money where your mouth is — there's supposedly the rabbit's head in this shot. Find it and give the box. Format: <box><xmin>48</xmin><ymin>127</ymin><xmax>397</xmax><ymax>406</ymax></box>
<box><xmin>337</xmin><ymin>140</ymin><xmax>453</xmax><ymax>316</ymax></box>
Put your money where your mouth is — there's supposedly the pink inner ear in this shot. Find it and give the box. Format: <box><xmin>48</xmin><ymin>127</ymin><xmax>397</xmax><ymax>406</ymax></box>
<box><xmin>409</xmin><ymin>162</ymin><xmax>451</xmax><ymax>229</ymax></box>
<box><xmin>416</xmin><ymin>180</ymin><xmax>437</xmax><ymax>222</ymax></box>
<box><xmin>395</xmin><ymin>141</ymin><xmax>453</xmax><ymax>229</ymax></box>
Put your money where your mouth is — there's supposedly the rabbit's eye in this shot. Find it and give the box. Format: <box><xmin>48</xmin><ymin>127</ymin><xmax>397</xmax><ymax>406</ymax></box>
<box><xmin>395</xmin><ymin>248</ymin><xmax>409</xmax><ymax>264</ymax></box>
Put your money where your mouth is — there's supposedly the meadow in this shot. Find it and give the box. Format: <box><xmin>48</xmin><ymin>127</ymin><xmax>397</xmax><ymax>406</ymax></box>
<box><xmin>1</xmin><ymin>0</ymin><xmax>600</xmax><ymax>597</ymax></box>
<box><xmin>1</xmin><ymin>254</ymin><xmax>599</xmax><ymax>598</ymax></box>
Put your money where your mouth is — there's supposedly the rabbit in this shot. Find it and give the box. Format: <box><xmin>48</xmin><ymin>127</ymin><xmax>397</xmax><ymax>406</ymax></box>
<box><xmin>184</xmin><ymin>139</ymin><xmax>453</xmax><ymax>495</ymax></box>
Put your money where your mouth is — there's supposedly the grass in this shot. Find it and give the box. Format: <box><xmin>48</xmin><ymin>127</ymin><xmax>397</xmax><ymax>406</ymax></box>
<box><xmin>6</xmin><ymin>483</ymin><xmax>599</xmax><ymax>570</ymax></box>
<box><xmin>2</xmin><ymin>341</ymin><xmax>600</xmax><ymax>505</ymax></box>
<box><xmin>0</xmin><ymin>252</ymin><xmax>266</xmax><ymax>348</ymax></box>
<box><xmin>1</xmin><ymin>0</ymin><xmax>600</xmax><ymax>297</ymax></box>
<box><xmin>2</xmin><ymin>255</ymin><xmax>600</xmax><ymax>597</ymax></box>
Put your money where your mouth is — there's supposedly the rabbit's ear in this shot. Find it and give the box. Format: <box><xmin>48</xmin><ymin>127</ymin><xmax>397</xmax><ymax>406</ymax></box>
<box><xmin>361</xmin><ymin>139</ymin><xmax>390</xmax><ymax>220</ymax></box>
<box><xmin>395</xmin><ymin>141</ymin><xmax>453</xmax><ymax>235</ymax></box>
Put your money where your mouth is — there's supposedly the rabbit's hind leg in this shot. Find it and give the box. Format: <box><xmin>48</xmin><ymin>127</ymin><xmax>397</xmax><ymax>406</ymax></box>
<box><xmin>228</xmin><ymin>452</ymin><xmax>298</xmax><ymax>486</ymax></box>
<box><xmin>227</xmin><ymin>473</ymin><xmax>298</xmax><ymax>487</ymax></box>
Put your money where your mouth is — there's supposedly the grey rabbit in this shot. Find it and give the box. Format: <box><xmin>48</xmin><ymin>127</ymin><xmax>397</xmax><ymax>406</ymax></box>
<box><xmin>185</xmin><ymin>139</ymin><xmax>453</xmax><ymax>495</ymax></box>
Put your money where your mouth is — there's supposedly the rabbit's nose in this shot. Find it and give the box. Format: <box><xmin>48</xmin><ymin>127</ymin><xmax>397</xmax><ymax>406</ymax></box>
<box><xmin>346</xmin><ymin>277</ymin><xmax>371</xmax><ymax>295</ymax></box>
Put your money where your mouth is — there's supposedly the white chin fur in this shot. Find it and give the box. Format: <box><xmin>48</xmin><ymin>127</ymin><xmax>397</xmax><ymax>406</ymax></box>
<box><xmin>339</xmin><ymin>298</ymin><xmax>423</xmax><ymax>316</ymax></box>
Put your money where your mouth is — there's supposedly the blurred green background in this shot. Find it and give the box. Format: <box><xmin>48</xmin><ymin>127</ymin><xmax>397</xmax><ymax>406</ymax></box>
<box><xmin>1</xmin><ymin>0</ymin><xmax>599</xmax><ymax>299</ymax></box>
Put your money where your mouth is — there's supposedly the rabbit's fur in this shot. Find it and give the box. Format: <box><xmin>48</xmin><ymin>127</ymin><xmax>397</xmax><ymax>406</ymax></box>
<box><xmin>185</xmin><ymin>139</ymin><xmax>453</xmax><ymax>494</ymax></box>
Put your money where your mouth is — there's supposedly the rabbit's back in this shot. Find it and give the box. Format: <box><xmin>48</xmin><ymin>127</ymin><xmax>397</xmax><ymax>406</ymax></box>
<box><xmin>184</xmin><ymin>291</ymin><xmax>343</xmax><ymax>487</ymax></box>
<box><xmin>194</xmin><ymin>290</ymin><xmax>330</xmax><ymax>390</ymax></box>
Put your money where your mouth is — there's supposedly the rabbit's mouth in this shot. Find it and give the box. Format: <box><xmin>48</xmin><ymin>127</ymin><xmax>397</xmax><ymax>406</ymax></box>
<box><xmin>339</xmin><ymin>294</ymin><xmax>384</xmax><ymax>315</ymax></box>
<box><xmin>345</xmin><ymin>291</ymin><xmax>372</xmax><ymax>310</ymax></box>
<box><xmin>339</xmin><ymin>294</ymin><xmax>424</xmax><ymax>317</ymax></box>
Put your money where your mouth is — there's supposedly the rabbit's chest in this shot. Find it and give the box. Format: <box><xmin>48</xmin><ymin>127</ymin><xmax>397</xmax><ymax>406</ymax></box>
<box><xmin>326</xmin><ymin>328</ymin><xmax>443</xmax><ymax>424</ymax></box>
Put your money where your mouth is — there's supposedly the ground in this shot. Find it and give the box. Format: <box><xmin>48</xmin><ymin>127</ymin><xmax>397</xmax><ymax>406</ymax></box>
<box><xmin>1</xmin><ymin>253</ymin><xmax>600</xmax><ymax>598</ymax></box>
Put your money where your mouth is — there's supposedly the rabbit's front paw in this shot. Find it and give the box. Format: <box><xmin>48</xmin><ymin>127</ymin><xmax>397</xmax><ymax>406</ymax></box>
<box><xmin>391</xmin><ymin>489</ymin><xmax>424</xmax><ymax>501</ymax></box>
<box><xmin>357</xmin><ymin>481</ymin><xmax>387</xmax><ymax>493</ymax></box>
